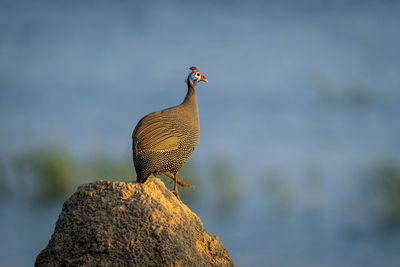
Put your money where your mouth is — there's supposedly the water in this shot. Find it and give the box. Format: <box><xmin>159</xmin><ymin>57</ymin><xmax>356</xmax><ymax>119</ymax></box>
<box><xmin>1</xmin><ymin>0</ymin><xmax>400</xmax><ymax>266</ymax></box>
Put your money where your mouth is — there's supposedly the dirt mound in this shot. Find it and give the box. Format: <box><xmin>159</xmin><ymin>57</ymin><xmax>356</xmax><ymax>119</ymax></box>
<box><xmin>35</xmin><ymin>178</ymin><xmax>234</xmax><ymax>267</ymax></box>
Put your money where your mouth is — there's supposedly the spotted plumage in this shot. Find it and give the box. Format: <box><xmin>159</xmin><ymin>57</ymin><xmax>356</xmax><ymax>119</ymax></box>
<box><xmin>132</xmin><ymin>66</ymin><xmax>207</xmax><ymax>200</ymax></box>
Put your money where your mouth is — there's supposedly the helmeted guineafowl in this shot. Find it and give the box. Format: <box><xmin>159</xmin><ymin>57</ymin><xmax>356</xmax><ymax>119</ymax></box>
<box><xmin>132</xmin><ymin>66</ymin><xmax>208</xmax><ymax>200</ymax></box>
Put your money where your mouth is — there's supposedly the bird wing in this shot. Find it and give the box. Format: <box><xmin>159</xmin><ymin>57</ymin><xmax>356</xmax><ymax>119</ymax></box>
<box><xmin>133</xmin><ymin>109</ymin><xmax>189</xmax><ymax>152</ymax></box>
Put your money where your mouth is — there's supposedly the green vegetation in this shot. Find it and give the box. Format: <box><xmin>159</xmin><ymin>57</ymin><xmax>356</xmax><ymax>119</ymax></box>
<box><xmin>82</xmin><ymin>155</ymin><xmax>134</xmax><ymax>183</ymax></box>
<box><xmin>260</xmin><ymin>163</ymin><xmax>325</xmax><ymax>215</ymax></box>
<box><xmin>374</xmin><ymin>163</ymin><xmax>400</xmax><ymax>225</ymax></box>
<box><xmin>0</xmin><ymin>160</ymin><xmax>7</xmax><ymax>194</ymax></box>
<box><xmin>8</xmin><ymin>147</ymin><xmax>77</xmax><ymax>200</ymax></box>
<box><xmin>210</xmin><ymin>157</ymin><xmax>240</xmax><ymax>214</ymax></box>
<box><xmin>262</xmin><ymin>170</ymin><xmax>295</xmax><ymax>212</ymax></box>
<box><xmin>347</xmin><ymin>80</ymin><xmax>373</xmax><ymax>107</ymax></box>
<box><xmin>29</xmin><ymin>147</ymin><xmax>77</xmax><ymax>200</ymax></box>
<box><xmin>2</xmin><ymin>146</ymin><xmax>134</xmax><ymax>201</ymax></box>
<box><xmin>0</xmin><ymin>146</ymin><xmax>204</xmax><ymax>204</ymax></box>
<box><xmin>312</xmin><ymin>74</ymin><xmax>373</xmax><ymax>107</ymax></box>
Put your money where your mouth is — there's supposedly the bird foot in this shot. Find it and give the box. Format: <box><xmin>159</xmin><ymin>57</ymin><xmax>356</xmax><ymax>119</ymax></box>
<box><xmin>170</xmin><ymin>179</ymin><xmax>195</xmax><ymax>188</ymax></box>
<box><xmin>171</xmin><ymin>189</ymin><xmax>181</xmax><ymax>201</ymax></box>
<box><xmin>161</xmin><ymin>172</ymin><xmax>194</xmax><ymax>188</ymax></box>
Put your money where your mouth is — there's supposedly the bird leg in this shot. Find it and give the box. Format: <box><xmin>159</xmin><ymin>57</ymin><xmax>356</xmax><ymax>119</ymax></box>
<box><xmin>161</xmin><ymin>172</ymin><xmax>194</xmax><ymax>188</ymax></box>
<box><xmin>171</xmin><ymin>172</ymin><xmax>181</xmax><ymax>201</ymax></box>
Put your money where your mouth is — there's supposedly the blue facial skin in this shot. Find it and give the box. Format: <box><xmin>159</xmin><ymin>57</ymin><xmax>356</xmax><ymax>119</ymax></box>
<box><xmin>188</xmin><ymin>72</ymin><xmax>196</xmax><ymax>85</ymax></box>
<box><xmin>188</xmin><ymin>72</ymin><xmax>201</xmax><ymax>86</ymax></box>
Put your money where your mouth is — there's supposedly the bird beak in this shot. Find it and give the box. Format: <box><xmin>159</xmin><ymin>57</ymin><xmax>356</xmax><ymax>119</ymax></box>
<box><xmin>200</xmin><ymin>75</ymin><xmax>208</xmax><ymax>83</ymax></box>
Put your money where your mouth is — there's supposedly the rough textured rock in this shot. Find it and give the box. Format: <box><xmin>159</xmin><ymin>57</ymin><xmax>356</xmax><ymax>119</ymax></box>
<box><xmin>35</xmin><ymin>178</ymin><xmax>234</xmax><ymax>267</ymax></box>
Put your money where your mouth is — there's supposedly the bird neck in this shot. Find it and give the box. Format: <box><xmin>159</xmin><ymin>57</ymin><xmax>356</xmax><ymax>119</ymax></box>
<box><xmin>182</xmin><ymin>81</ymin><xmax>198</xmax><ymax>107</ymax></box>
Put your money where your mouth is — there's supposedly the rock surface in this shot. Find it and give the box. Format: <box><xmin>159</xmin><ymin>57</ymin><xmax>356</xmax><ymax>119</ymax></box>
<box><xmin>35</xmin><ymin>178</ymin><xmax>234</xmax><ymax>267</ymax></box>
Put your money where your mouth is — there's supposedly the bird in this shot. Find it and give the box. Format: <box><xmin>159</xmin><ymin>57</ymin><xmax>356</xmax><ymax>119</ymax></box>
<box><xmin>132</xmin><ymin>66</ymin><xmax>208</xmax><ymax>200</ymax></box>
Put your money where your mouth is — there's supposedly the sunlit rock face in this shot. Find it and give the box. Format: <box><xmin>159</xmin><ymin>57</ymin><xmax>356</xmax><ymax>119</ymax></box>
<box><xmin>35</xmin><ymin>178</ymin><xmax>234</xmax><ymax>267</ymax></box>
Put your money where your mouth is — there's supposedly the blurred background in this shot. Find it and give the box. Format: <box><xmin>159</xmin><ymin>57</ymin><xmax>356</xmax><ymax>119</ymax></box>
<box><xmin>1</xmin><ymin>0</ymin><xmax>400</xmax><ymax>266</ymax></box>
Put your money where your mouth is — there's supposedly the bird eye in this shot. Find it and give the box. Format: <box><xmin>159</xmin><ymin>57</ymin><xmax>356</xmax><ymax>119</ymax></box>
<box><xmin>195</xmin><ymin>72</ymin><xmax>200</xmax><ymax>77</ymax></box>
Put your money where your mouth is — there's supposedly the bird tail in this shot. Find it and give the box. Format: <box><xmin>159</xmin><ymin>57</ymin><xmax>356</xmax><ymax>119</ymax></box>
<box><xmin>136</xmin><ymin>173</ymin><xmax>148</xmax><ymax>183</ymax></box>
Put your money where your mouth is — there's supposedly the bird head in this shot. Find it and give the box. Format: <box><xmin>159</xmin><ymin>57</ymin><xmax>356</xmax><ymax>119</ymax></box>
<box><xmin>187</xmin><ymin>66</ymin><xmax>208</xmax><ymax>86</ymax></box>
